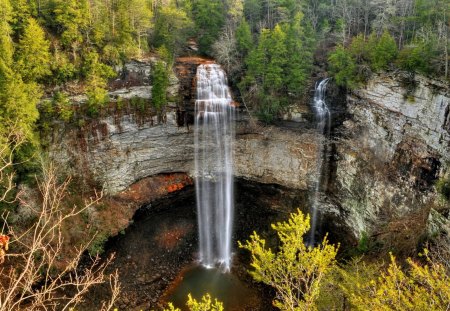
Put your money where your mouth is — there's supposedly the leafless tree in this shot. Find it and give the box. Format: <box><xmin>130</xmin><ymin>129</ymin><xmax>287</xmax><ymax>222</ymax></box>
<box><xmin>0</xmin><ymin>136</ymin><xmax>120</xmax><ymax>310</ymax></box>
<box><xmin>212</xmin><ymin>26</ymin><xmax>241</xmax><ymax>75</ymax></box>
<box><xmin>0</xmin><ymin>131</ymin><xmax>25</xmax><ymax>205</ymax></box>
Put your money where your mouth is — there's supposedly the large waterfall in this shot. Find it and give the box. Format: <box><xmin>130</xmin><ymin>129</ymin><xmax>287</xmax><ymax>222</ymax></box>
<box><xmin>194</xmin><ymin>64</ymin><xmax>235</xmax><ymax>271</ymax></box>
<box><xmin>309</xmin><ymin>78</ymin><xmax>331</xmax><ymax>245</ymax></box>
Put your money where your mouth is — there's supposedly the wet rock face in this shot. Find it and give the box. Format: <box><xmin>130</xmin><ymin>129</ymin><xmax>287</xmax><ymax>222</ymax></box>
<box><xmin>333</xmin><ymin>72</ymin><xmax>450</xmax><ymax>248</ymax></box>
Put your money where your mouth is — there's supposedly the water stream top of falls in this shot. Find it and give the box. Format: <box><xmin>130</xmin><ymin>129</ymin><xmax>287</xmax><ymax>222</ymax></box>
<box><xmin>194</xmin><ymin>64</ymin><xmax>235</xmax><ymax>271</ymax></box>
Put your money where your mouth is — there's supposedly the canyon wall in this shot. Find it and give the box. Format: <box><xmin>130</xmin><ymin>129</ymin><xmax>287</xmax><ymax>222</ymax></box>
<box><xmin>49</xmin><ymin>58</ymin><xmax>450</xmax><ymax>249</ymax></box>
<box><xmin>331</xmin><ymin>72</ymin><xmax>450</xmax><ymax>251</ymax></box>
<box><xmin>49</xmin><ymin>58</ymin><xmax>320</xmax><ymax>195</ymax></box>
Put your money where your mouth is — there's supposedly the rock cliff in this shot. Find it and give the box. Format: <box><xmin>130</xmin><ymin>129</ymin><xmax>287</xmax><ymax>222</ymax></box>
<box><xmin>49</xmin><ymin>58</ymin><xmax>449</xmax><ymax>251</ymax></box>
<box><xmin>332</xmin><ymin>72</ymin><xmax>450</xmax><ymax>252</ymax></box>
<box><xmin>50</xmin><ymin>58</ymin><xmax>320</xmax><ymax>195</ymax></box>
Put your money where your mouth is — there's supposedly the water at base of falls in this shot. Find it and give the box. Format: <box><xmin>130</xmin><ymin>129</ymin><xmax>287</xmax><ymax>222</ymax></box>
<box><xmin>165</xmin><ymin>265</ymin><xmax>263</xmax><ymax>311</ymax></box>
<box><xmin>194</xmin><ymin>64</ymin><xmax>235</xmax><ymax>271</ymax></box>
<box><xmin>309</xmin><ymin>78</ymin><xmax>331</xmax><ymax>245</ymax></box>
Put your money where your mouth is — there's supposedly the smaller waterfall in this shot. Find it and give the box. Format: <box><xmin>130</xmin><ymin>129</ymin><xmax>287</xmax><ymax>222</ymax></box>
<box><xmin>309</xmin><ymin>78</ymin><xmax>331</xmax><ymax>245</ymax></box>
<box><xmin>194</xmin><ymin>64</ymin><xmax>235</xmax><ymax>271</ymax></box>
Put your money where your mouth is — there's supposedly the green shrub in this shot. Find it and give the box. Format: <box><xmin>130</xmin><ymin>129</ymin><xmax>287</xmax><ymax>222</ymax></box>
<box><xmin>367</xmin><ymin>31</ymin><xmax>398</xmax><ymax>71</ymax></box>
<box><xmin>88</xmin><ymin>233</ymin><xmax>109</xmax><ymax>256</ymax></box>
<box><xmin>131</xmin><ymin>96</ymin><xmax>147</xmax><ymax>112</ymax></box>
<box><xmin>436</xmin><ymin>176</ymin><xmax>450</xmax><ymax>201</ymax></box>
<box><xmin>53</xmin><ymin>92</ymin><xmax>73</xmax><ymax>122</ymax></box>
<box><xmin>328</xmin><ymin>45</ymin><xmax>360</xmax><ymax>89</ymax></box>
<box><xmin>397</xmin><ymin>43</ymin><xmax>437</xmax><ymax>75</ymax></box>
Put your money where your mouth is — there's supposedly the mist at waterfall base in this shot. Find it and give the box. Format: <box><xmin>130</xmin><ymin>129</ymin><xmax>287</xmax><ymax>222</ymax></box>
<box><xmin>308</xmin><ymin>78</ymin><xmax>331</xmax><ymax>245</ymax></box>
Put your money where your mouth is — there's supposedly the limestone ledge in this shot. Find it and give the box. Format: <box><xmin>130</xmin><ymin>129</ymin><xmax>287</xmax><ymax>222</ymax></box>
<box><xmin>50</xmin><ymin>113</ymin><xmax>320</xmax><ymax>194</ymax></box>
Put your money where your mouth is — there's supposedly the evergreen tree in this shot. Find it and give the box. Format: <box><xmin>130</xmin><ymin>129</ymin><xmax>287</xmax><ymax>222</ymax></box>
<box><xmin>244</xmin><ymin>25</ymin><xmax>288</xmax><ymax>93</ymax></box>
<box><xmin>328</xmin><ymin>45</ymin><xmax>360</xmax><ymax>89</ymax></box>
<box><xmin>82</xmin><ymin>51</ymin><xmax>115</xmax><ymax>115</ymax></box>
<box><xmin>264</xmin><ymin>24</ymin><xmax>287</xmax><ymax>92</ymax></box>
<box><xmin>368</xmin><ymin>30</ymin><xmax>398</xmax><ymax>71</ymax></box>
<box><xmin>10</xmin><ymin>0</ymin><xmax>32</xmax><ymax>37</ymax></box>
<box><xmin>348</xmin><ymin>33</ymin><xmax>369</xmax><ymax>63</ymax></box>
<box><xmin>0</xmin><ymin>0</ymin><xmax>40</xmax><ymax>141</ymax></box>
<box><xmin>236</xmin><ymin>18</ymin><xmax>253</xmax><ymax>56</ymax></box>
<box><xmin>151</xmin><ymin>60</ymin><xmax>169</xmax><ymax>112</ymax></box>
<box><xmin>397</xmin><ymin>41</ymin><xmax>438</xmax><ymax>75</ymax></box>
<box><xmin>16</xmin><ymin>17</ymin><xmax>51</xmax><ymax>82</ymax></box>
<box><xmin>284</xmin><ymin>12</ymin><xmax>314</xmax><ymax>95</ymax></box>
<box><xmin>243</xmin><ymin>31</ymin><xmax>266</xmax><ymax>87</ymax></box>
<box><xmin>243</xmin><ymin>0</ymin><xmax>263</xmax><ymax>32</ymax></box>
<box><xmin>0</xmin><ymin>0</ymin><xmax>14</xmax><ymax>66</ymax></box>
<box><xmin>152</xmin><ymin>6</ymin><xmax>193</xmax><ymax>56</ymax></box>
<box><xmin>192</xmin><ymin>0</ymin><xmax>226</xmax><ymax>54</ymax></box>
<box><xmin>53</xmin><ymin>0</ymin><xmax>89</xmax><ymax>60</ymax></box>
<box><xmin>0</xmin><ymin>60</ymin><xmax>41</xmax><ymax>142</ymax></box>
<box><xmin>128</xmin><ymin>0</ymin><xmax>153</xmax><ymax>54</ymax></box>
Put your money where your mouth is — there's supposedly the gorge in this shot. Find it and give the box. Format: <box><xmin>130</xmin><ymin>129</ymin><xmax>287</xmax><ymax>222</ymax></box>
<box><xmin>1</xmin><ymin>1</ymin><xmax>449</xmax><ymax>309</ymax></box>
<box><xmin>45</xmin><ymin>57</ymin><xmax>450</xmax><ymax>309</ymax></box>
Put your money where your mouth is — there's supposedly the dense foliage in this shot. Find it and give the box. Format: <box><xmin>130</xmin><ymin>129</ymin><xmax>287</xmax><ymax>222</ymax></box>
<box><xmin>326</xmin><ymin>0</ymin><xmax>449</xmax><ymax>88</ymax></box>
<box><xmin>163</xmin><ymin>294</ymin><xmax>224</xmax><ymax>311</ymax></box>
<box><xmin>0</xmin><ymin>0</ymin><xmax>448</xmax><ymax>136</ymax></box>
<box><xmin>241</xmin><ymin>210</ymin><xmax>450</xmax><ymax>311</ymax></box>
<box><xmin>240</xmin><ymin>209</ymin><xmax>338</xmax><ymax>310</ymax></box>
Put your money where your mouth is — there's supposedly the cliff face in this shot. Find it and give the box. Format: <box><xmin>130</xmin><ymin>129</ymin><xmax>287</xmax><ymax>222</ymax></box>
<box><xmin>49</xmin><ymin>58</ymin><xmax>449</xmax><ymax>250</ymax></box>
<box><xmin>50</xmin><ymin>58</ymin><xmax>320</xmax><ymax>195</ymax></box>
<box><xmin>50</xmin><ymin>114</ymin><xmax>320</xmax><ymax>194</ymax></box>
<box><xmin>332</xmin><ymin>72</ymin><xmax>450</xmax><ymax>250</ymax></box>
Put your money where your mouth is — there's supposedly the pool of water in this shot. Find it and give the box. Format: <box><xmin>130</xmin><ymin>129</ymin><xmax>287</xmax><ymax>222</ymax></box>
<box><xmin>165</xmin><ymin>265</ymin><xmax>265</xmax><ymax>311</ymax></box>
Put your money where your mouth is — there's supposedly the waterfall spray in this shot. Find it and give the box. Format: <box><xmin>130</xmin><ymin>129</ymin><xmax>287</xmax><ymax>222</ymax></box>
<box><xmin>309</xmin><ymin>78</ymin><xmax>331</xmax><ymax>245</ymax></box>
<box><xmin>194</xmin><ymin>64</ymin><xmax>235</xmax><ymax>271</ymax></box>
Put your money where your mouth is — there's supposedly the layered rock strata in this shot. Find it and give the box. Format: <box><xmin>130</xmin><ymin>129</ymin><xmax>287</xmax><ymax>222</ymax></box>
<box><xmin>332</xmin><ymin>72</ymin><xmax>449</xmax><ymax>250</ymax></box>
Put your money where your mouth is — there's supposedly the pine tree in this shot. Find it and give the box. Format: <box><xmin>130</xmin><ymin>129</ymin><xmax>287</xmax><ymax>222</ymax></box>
<box><xmin>236</xmin><ymin>18</ymin><xmax>253</xmax><ymax>56</ymax></box>
<box><xmin>243</xmin><ymin>0</ymin><xmax>263</xmax><ymax>32</ymax></box>
<box><xmin>328</xmin><ymin>45</ymin><xmax>359</xmax><ymax>89</ymax></box>
<box><xmin>192</xmin><ymin>0</ymin><xmax>226</xmax><ymax>54</ymax></box>
<box><xmin>128</xmin><ymin>0</ymin><xmax>153</xmax><ymax>55</ymax></box>
<box><xmin>16</xmin><ymin>17</ymin><xmax>51</xmax><ymax>82</ymax></box>
<box><xmin>264</xmin><ymin>24</ymin><xmax>287</xmax><ymax>92</ymax></box>
<box><xmin>368</xmin><ymin>30</ymin><xmax>398</xmax><ymax>71</ymax></box>
<box><xmin>0</xmin><ymin>0</ymin><xmax>40</xmax><ymax>141</ymax></box>
<box><xmin>152</xmin><ymin>6</ymin><xmax>193</xmax><ymax>56</ymax></box>
<box><xmin>53</xmin><ymin>0</ymin><xmax>89</xmax><ymax>60</ymax></box>
<box><xmin>0</xmin><ymin>0</ymin><xmax>14</xmax><ymax>66</ymax></box>
<box><xmin>244</xmin><ymin>29</ymin><xmax>268</xmax><ymax>87</ymax></box>
<box><xmin>348</xmin><ymin>33</ymin><xmax>368</xmax><ymax>63</ymax></box>
<box><xmin>10</xmin><ymin>0</ymin><xmax>32</xmax><ymax>37</ymax></box>
<box><xmin>151</xmin><ymin>60</ymin><xmax>169</xmax><ymax>111</ymax></box>
<box><xmin>284</xmin><ymin>12</ymin><xmax>314</xmax><ymax>95</ymax></box>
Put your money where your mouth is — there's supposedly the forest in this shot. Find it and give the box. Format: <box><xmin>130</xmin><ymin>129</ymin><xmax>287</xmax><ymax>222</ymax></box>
<box><xmin>1</xmin><ymin>0</ymin><xmax>449</xmax><ymax>141</ymax></box>
<box><xmin>0</xmin><ymin>0</ymin><xmax>449</xmax><ymax>310</ymax></box>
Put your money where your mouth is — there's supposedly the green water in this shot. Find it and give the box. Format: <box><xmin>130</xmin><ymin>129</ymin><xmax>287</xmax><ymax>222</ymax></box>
<box><xmin>167</xmin><ymin>265</ymin><xmax>262</xmax><ymax>310</ymax></box>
